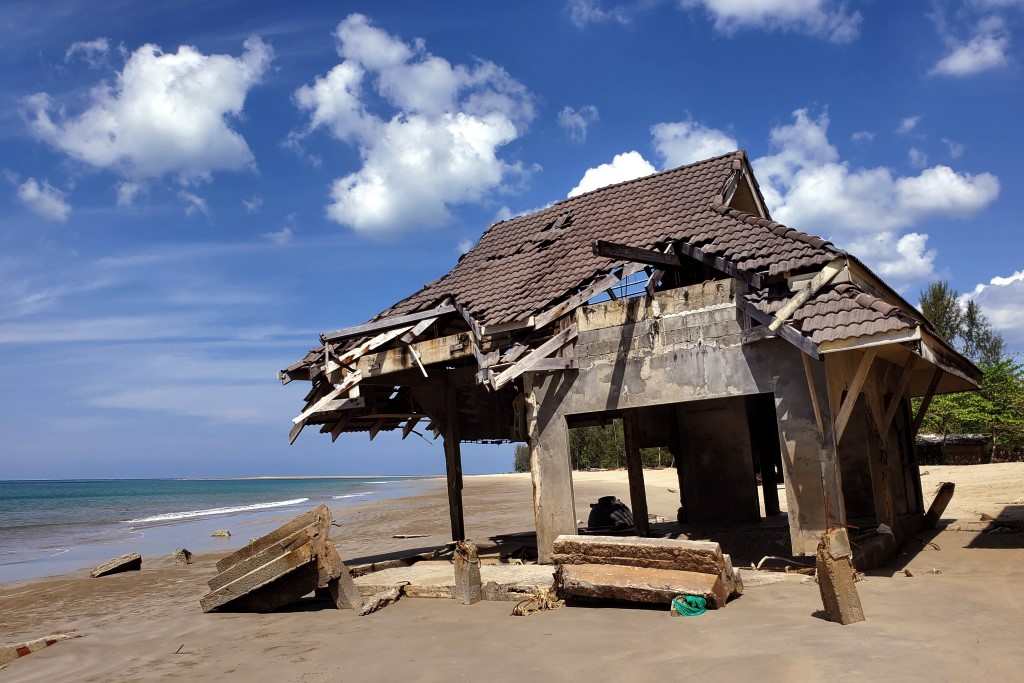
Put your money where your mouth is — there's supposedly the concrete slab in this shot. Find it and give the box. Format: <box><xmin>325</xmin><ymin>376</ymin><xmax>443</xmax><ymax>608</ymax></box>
<box><xmin>354</xmin><ymin>562</ymin><xmax>555</xmax><ymax>602</ymax></box>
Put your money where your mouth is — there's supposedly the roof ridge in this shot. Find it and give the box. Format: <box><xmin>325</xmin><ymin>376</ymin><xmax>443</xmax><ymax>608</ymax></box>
<box><xmin>712</xmin><ymin>204</ymin><xmax>839</xmax><ymax>254</ymax></box>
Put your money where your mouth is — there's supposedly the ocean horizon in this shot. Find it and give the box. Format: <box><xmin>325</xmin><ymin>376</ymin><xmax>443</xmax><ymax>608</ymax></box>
<box><xmin>0</xmin><ymin>476</ymin><xmax>434</xmax><ymax>584</ymax></box>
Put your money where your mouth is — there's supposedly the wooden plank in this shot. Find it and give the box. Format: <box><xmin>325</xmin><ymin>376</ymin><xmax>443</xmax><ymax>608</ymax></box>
<box><xmin>533</xmin><ymin>263</ymin><xmax>645</xmax><ymax>331</ymax></box>
<box><xmin>815</xmin><ymin>529</ymin><xmax>865</xmax><ymax>625</ymax></box>
<box><xmin>357</xmin><ymin>332</ymin><xmax>475</xmax><ymax>377</ymax></box>
<box><xmin>292</xmin><ymin>372</ymin><xmax>362</xmax><ymax>425</ymax></box>
<box><xmin>322</xmin><ymin>304</ymin><xmax>457</xmax><ymax>342</ymax></box>
<box><xmin>208</xmin><ymin>523</ymin><xmax>321</xmax><ymax>591</ymax></box>
<box><xmin>801</xmin><ymin>354</ymin><xmax>825</xmax><ymax>440</ymax></box>
<box><xmin>402</xmin><ymin>417</ymin><xmax>420</xmax><ymax>439</ymax></box>
<box><xmin>674</xmin><ymin>241</ymin><xmax>764</xmax><ymax>289</ymax></box>
<box><xmin>523</xmin><ymin>358</ymin><xmax>577</xmax><ymax>373</ymax></box>
<box><xmin>492</xmin><ymin>325</ymin><xmax>578</xmax><ymax>390</ymax></box>
<box><xmin>622</xmin><ymin>412</ymin><xmax>649</xmax><ymax>537</ymax></box>
<box><xmin>834</xmin><ymin>349</ymin><xmax>878</xmax><ymax>444</ymax></box>
<box><xmin>400</xmin><ymin>316</ymin><xmax>439</xmax><ymax>344</ymax></box>
<box><xmin>216</xmin><ymin>505</ymin><xmax>326</xmax><ymax>573</ymax></box>
<box><xmin>200</xmin><ymin>543</ymin><xmax>316</xmax><ymax>612</ymax></box>
<box><xmin>592</xmin><ymin>240</ymin><xmax>680</xmax><ymax>269</ymax></box>
<box><xmin>307</xmin><ymin>396</ymin><xmax>366</xmax><ymax>417</ymax></box>
<box><xmin>768</xmin><ymin>258</ymin><xmax>845</xmax><ymax>331</ymax></box>
<box><xmin>443</xmin><ymin>381</ymin><xmax>465</xmax><ymax>541</ymax></box>
<box><xmin>911</xmin><ymin>366</ymin><xmax>943</xmax><ymax>437</ymax></box>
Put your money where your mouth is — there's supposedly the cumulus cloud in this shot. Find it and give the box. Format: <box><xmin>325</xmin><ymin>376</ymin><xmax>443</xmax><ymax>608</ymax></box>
<box><xmin>678</xmin><ymin>0</ymin><xmax>861</xmax><ymax>42</ymax></box>
<box><xmin>17</xmin><ymin>178</ymin><xmax>71</xmax><ymax>221</ymax></box>
<box><xmin>558</xmin><ymin>105</ymin><xmax>599</xmax><ymax>142</ymax></box>
<box><xmin>963</xmin><ymin>269</ymin><xmax>1024</xmax><ymax>344</ymax></box>
<box><xmin>292</xmin><ymin>14</ymin><xmax>535</xmax><ymax>236</ymax></box>
<box><xmin>567</xmin><ymin>0</ymin><xmax>631</xmax><ymax>27</ymax></box>
<box><xmin>932</xmin><ymin>15</ymin><xmax>1010</xmax><ymax>77</ymax></box>
<box><xmin>651</xmin><ymin>120</ymin><xmax>738</xmax><ymax>168</ymax></box>
<box><xmin>25</xmin><ymin>36</ymin><xmax>272</xmax><ymax>183</ymax></box>
<box><xmin>568</xmin><ymin>151</ymin><xmax>656</xmax><ymax>197</ymax></box>
<box><xmin>65</xmin><ymin>37</ymin><xmax>110</xmax><ymax>67</ymax></box>
<box><xmin>849</xmin><ymin>232</ymin><xmax>937</xmax><ymax>281</ymax></box>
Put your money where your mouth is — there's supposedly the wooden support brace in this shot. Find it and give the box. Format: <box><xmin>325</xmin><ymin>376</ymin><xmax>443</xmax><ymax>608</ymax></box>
<box><xmin>491</xmin><ymin>325</ymin><xmax>578</xmax><ymax>390</ymax></box>
<box><xmin>801</xmin><ymin>354</ymin><xmax>826</xmax><ymax>441</ymax></box>
<box><xmin>402</xmin><ymin>417</ymin><xmax>420</xmax><ymax>439</ymax></box>
<box><xmin>911</xmin><ymin>366</ymin><xmax>943</xmax><ymax>437</ymax></box>
<box><xmin>768</xmin><ymin>258</ymin><xmax>845</xmax><ymax>332</ymax></box>
<box><xmin>673</xmin><ymin>241</ymin><xmax>764</xmax><ymax>289</ymax></box>
<box><xmin>322</xmin><ymin>304</ymin><xmax>456</xmax><ymax>343</ymax></box>
<box><xmin>737</xmin><ymin>298</ymin><xmax>820</xmax><ymax>360</ymax></box>
<box><xmin>833</xmin><ymin>348</ymin><xmax>878</xmax><ymax>445</ymax></box>
<box><xmin>533</xmin><ymin>263</ymin><xmax>645</xmax><ymax>331</ymax></box>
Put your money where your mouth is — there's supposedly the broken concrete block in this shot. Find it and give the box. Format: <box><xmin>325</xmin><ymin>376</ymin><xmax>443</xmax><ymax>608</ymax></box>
<box><xmin>552</xmin><ymin>535</ymin><xmax>725</xmax><ymax>574</ymax></box>
<box><xmin>211</xmin><ymin>529</ymin><xmax>231</xmax><ymax>538</ymax></box>
<box><xmin>173</xmin><ymin>548</ymin><xmax>193</xmax><ymax>566</ymax></box>
<box><xmin>816</xmin><ymin>529</ymin><xmax>865</xmax><ymax>625</ymax></box>
<box><xmin>556</xmin><ymin>563</ymin><xmax>729</xmax><ymax>608</ymax></box>
<box><xmin>454</xmin><ymin>540</ymin><xmax>482</xmax><ymax>605</ymax></box>
<box><xmin>90</xmin><ymin>552</ymin><xmax>141</xmax><ymax>578</ymax></box>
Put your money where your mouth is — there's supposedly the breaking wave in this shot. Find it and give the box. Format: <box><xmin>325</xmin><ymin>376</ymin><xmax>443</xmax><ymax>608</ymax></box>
<box><xmin>125</xmin><ymin>498</ymin><xmax>310</xmax><ymax>524</ymax></box>
<box><xmin>332</xmin><ymin>492</ymin><xmax>371</xmax><ymax>499</ymax></box>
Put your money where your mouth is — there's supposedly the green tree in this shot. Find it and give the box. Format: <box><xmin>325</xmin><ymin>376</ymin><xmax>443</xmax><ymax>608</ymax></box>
<box><xmin>919</xmin><ymin>280</ymin><xmax>963</xmax><ymax>344</ymax></box>
<box><xmin>961</xmin><ymin>299</ymin><xmax>1005</xmax><ymax>365</ymax></box>
<box><xmin>513</xmin><ymin>444</ymin><xmax>530</xmax><ymax>472</ymax></box>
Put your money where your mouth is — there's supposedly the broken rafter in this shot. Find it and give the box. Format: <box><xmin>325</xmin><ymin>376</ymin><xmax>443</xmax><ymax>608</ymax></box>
<box><xmin>322</xmin><ymin>304</ymin><xmax>457</xmax><ymax>343</ymax></box>
<box><xmin>533</xmin><ymin>263</ymin><xmax>645</xmax><ymax>331</ymax></box>
<box><xmin>592</xmin><ymin>240</ymin><xmax>680</xmax><ymax>270</ymax></box>
<box><xmin>672</xmin><ymin>241</ymin><xmax>765</xmax><ymax>289</ymax></box>
<box><xmin>768</xmin><ymin>258</ymin><xmax>845</xmax><ymax>332</ymax></box>
<box><xmin>402</xmin><ymin>417</ymin><xmax>420</xmax><ymax>439</ymax></box>
<box><xmin>492</xmin><ymin>325</ymin><xmax>578</xmax><ymax>390</ymax></box>
<box><xmin>736</xmin><ymin>298</ymin><xmax>820</xmax><ymax>360</ymax></box>
<box><xmin>292</xmin><ymin>371</ymin><xmax>362</xmax><ymax>425</ymax></box>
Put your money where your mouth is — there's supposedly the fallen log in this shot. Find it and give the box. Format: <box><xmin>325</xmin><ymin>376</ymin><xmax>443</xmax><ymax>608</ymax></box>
<box><xmin>555</xmin><ymin>563</ymin><xmax>729</xmax><ymax>608</ymax></box>
<box><xmin>90</xmin><ymin>552</ymin><xmax>141</xmax><ymax>578</ymax></box>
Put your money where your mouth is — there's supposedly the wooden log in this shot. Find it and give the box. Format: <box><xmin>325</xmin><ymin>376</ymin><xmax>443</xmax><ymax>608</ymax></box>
<box><xmin>90</xmin><ymin>552</ymin><xmax>141</xmax><ymax>578</ymax></box>
<box><xmin>925</xmin><ymin>482</ymin><xmax>955</xmax><ymax>528</ymax></box>
<box><xmin>454</xmin><ymin>541</ymin><xmax>482</xmax><ymax>605</ymax></box>
<box><xmin>555</xmin><ymin>563</ymin><xmax>728</xmax><ymax>608</ymax></box>
<box><xmin>200</xmin><ymin>543</ymin><xmax>316</xmax><ymax>612</ymax></box>
<box><xmin>815</xmin><ymin>529</ymin><xmax>865</xmax><ymax>625</ymax></box>
<box><xmin>216</xmin><ymin>505</ymin><xmax>326</xmax><ymax>573</ymax></box>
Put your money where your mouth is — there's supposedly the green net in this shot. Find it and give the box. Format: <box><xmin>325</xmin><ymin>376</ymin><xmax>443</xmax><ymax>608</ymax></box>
<box><xmin>671</xmin><ymin>594</ymin><xmax>707</xmax><ymax>617</ymax></box>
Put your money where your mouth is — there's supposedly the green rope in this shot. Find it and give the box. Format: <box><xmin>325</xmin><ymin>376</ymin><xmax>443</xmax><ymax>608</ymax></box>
<box><xmin>671</xmin><ymin>595</ymin><xmax>707</xmax><ymax>617</ymax></box>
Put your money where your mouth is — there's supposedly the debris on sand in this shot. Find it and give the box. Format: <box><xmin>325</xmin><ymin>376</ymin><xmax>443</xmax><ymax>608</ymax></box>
<box><xmin>90</xmin><ymin>553</ymin><xmax>141</xmax><ymax>578</ymax></box>
<box><xmin>359</xmin><ymin>583</ymin><xmax>408</xmax><ymax>616</ymax></box>
<box><xmin>512</xmin><ymin>588</ymin><xmax>563</xmax><ymax>616</ymax></box>
<box><xmin>211</xmin><ymin>529</ymin><xmax>231</xmax><ymax>538</ymax></box>
<box><xmin>173</xmin><ymin>548</ymin><xmax>193</xmax><ymax>566</ymax></box>
<box><xmin>0</xmin><ymin>632</ymin><xmax>82</xmax><ymax>666</ymax></box>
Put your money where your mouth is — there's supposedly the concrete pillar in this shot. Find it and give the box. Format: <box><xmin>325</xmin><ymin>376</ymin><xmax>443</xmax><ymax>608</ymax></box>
<box><xmin>524</xmin><ymin>374</ymin><xmax>577</xmax><ymax>564</ymax></box>
<box><xmin>775</xmin><ymin>356</ymin><xmax>846</xmax><ymax>555</ymax></box>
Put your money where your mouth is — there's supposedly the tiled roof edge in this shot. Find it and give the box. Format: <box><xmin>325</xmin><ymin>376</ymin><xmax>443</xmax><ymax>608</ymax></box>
<box><xmin>711</xmin><ymin>204</ymin><xmax>842</xmax><ymax>255</ymax></box>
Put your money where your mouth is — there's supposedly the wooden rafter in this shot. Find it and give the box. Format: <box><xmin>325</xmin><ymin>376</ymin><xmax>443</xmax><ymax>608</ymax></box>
<box><xmin>801</xmin><ymin>354</ymin><xmax>825</xmax><ymax>440</ymax></box>
<box><xmin>834</xmin><ymin>349</ymin><xmax>878</xmax><ymax>444</ymax></box>
<box><xmin>592</xmin><ymin>240</ymin><xmax>680</xmax><ymax>269</ymax></box>
<box><xmin>672</xmin><ymin>241</ymin><xmax>764</xmax><ymax>289</ymax></box>
<box><xmin>321</xmin><ymin>304</ymin><xmax>456</xmax><ymax>343</ymax></box>
<box><xmin>491</xmin><ymin>325</ymin><xmax>578</xmax><ymax>390</ymax></box>
<box><xmin>736</xmin><ymin>297</ymin><xmax>820</xmax><ymax>360</ymax></box>
<box><xmin>533</xmin><ymin>263</ymin><xmax>645</xmax><ymax>331</ymax></box>
<box><xmin>911</xmin><ymin>366</ymin><xmax>943</xmax><ymax>437</ymax></box>
<box><xmin>768</xmin><ymin>258</ymin><xmax>845</xmax><ymax>332</ymax></box>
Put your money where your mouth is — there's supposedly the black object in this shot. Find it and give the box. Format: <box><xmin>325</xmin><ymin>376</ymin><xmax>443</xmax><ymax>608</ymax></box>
<box><xmin>587</xmin><ymin>496</ymin><xmax>634</xmax><ymax>531</ymax></box>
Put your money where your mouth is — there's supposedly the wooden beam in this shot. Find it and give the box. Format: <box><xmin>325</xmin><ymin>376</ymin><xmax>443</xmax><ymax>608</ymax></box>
<box><xmin>911</xmin><ymin>366</ymin><xmax>943</xmax><ymax>437</ymax></box>
<box><xmin>736</xmin><ymin>298</ymin><xmax>820</xmax><ymax>360</ymax></box>
<box><xmin>330</xmin><ymin>415</ymin><xmax>351</xmax><ymax>442</ymax></box>
<box><xmin>592</xmin><ymin>240</ymin><xmax>680</xmax><ymax>269</ymax></box>
<box><xmin>622</xmin><ymin>411</ymin><xmax>649</xmax><ymax>536</ymax></box>
<box><xmin>533</xmin><ymin>263</ymin><xmax>645</xmax><ymax>330</ymax></box>
<box><xmin>292</xmin><ymin>372</ymin><xmax>362</xmax><ymax>425</ymax></box>
<box><xmin>523</xmin><ymin>358</ymin><xmax>577</xmax><ymax>373</ymax></box>
<box><xmin>402</xmin><ymin>417</ymin><xmax>420</xmax><ymax>439</ymax></box>
<box><xmin>443</xmin><ymin>381</ymin><xmax>465</xmax><ymax>542</ymax></box>
<box><xmin>357</xmin><ymin>331</ymin><xmax>475</xmax><ymax>377</ymax></box>
<box><xmin>673</xmin><ymin>241</ymin><xmax>764</xmax><ymax>289</ymax></box>
<box><xmin>801</xmin><ymin>354</ymin><xmax>825</xmax><ymax>441</ymax></box>
<box><xmin>400</xmin><ymin>316</ymin><xmax>439</xmax><ymax>344</ymax></box>
<box><xmin>322</xmin><ymin>304</ymin><xmax>456</xmax><ymax>342</ymax></box>
<box><xmin>833</xmin><ymin>349</ymin><xmax>878</xmax><ymax>444</ymax></box>
<box><xmin>768</xmin><ymin>258</ymin><xmax>845</xmax><ymax>332</ymax></box>
<box><xmin>491</xmin><ymin>325</ymin><xmax>578</xmax><ymax>390</ymax></box>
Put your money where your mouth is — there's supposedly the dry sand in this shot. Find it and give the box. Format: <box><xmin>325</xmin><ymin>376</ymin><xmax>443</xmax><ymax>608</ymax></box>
<box><xmin>2</xmin><ymin>464</ymin><xmax>1023</xmax><ymax>682</ymax></box>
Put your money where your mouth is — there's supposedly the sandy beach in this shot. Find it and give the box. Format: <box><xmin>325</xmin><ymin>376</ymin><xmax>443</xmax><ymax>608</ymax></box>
<box><xmin>2</xmin><ymin>464</ymin><xmax>1023</xmax><ymax>682</ymax></box>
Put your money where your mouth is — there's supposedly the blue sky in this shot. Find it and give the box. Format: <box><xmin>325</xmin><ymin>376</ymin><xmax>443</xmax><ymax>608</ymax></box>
<box><xmin>1</xmin><ymin>0</ymin><xmax>1021</xmax><ymax>479</ymax></box>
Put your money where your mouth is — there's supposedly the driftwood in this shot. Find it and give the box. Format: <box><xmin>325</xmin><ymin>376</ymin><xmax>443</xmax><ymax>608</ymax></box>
<box><xmin>90</xmin><ymin>553</ymin><xmax>141</xmax><ymax>578</ymax></box>
<box><xmin>200</xmin><ymin>504</ymin><xmax>362</xmax><ymax>614</ymax></box>
<box><xmin>358</xmin><ymin>583</ymin><xmax>408</xmax><ymax>615</ymax></box>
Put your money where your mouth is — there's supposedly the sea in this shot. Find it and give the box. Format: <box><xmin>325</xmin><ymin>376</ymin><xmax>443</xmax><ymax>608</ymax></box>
<box><xmin>0</xmin><ymin>477</ymin><xmax>431</xmax><ymax>584</ymax></box>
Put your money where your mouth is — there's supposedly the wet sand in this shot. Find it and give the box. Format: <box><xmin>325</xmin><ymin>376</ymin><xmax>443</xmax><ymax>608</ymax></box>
<box><xmin>2</xmin><ymin>464</ymin><xmax>1023</xmax><ymax>681</ymax></box>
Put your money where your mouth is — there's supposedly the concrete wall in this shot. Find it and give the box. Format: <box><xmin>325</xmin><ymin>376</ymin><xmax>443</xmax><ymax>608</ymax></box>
<box><xmin>525</xmin><ymin>281</ymin><xmax>846</xmax><ymax>561</ymax></box>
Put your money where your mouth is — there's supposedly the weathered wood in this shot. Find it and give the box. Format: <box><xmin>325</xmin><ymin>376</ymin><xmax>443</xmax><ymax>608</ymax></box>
<box><xmin>533</xmin><ymin>263</ymin><xmax>645</xmax><ymax>331</ymax></box>
<box><xmin>769</xmin><ymin>258</ymin><xmax>845</xmax><ymax>331</ymax></box>
<box><xmin>815</xmin><ymin>529</ymin><xmax>865</xmax><ymax>625</ymax></box>
<box><xmin>453</xmin><ymin>540</ymin><xmax>482</xmax><ymax>605</ymax></box>
<box><xmin>834</xmin><ymin>348</ymin><xmax>878</xmax><ymax>444</ymax></box>
<box><xmin>200</xmin><ymin>543</ymin><xmax>316</xmax><ymax>612</ymax></box>
<box><xmin>292</xmin><ymin>371</ymin><xmax>362</xmax><ymax>425</ymax></box>
<box><xmin>90</xmin><ymin>552</ymin><xmax>141</xmax><ymax>578</ymax></box>
<box><xmin>925</xmin><ymin>482</ymin><xmax>955</xmax><ymax>528</ymax></box>
<box><xmin>622</xmin><ymin>412</ymin><xmax>649</xmax><ymax>537</ymax></box>
<box><xmin>208</xmin><ymin>523</ymin><xmax>321</xmax><ymax>591</ymax></box>
<box><xmin>492</xmin><ymin>325</ymin><xmax>578</xmax><ymax>390</ymax></box>
<box><xmin>216</xmin><ymin>505</ymin><xmax>326</xmax><ymax>573</ymax></box>
<box><xmin>802</xmin><ymin>354</ymin><xmax>826</xmax><ymax>441</ymax></box>
<box><xmin>592</xmin><ymin>240</ymin><xmax>681</xmax><ymax>269</ymax></box>
<box><xmin>673</xmin><ymin>240</ymin><xmax>764</xmax><ymax>289</ymax></box>
<box><xmin>556</xmin><ymin>563</ymin><xmax>728</xmax><ymax>608</ymax></box>
<box><xmin>881</xmin><ymin>356</ymin><xmax>917</xmax><ymax>439</ymax></box>
<box><xmin>322</xmin><ymin>304</ymin><xmax>457</xmax><ymax>342</ymax></box>
<box><xmin>323</xmin><ymin>545</ymin><xmax>363</xmax><ymax>611</ymax></box>
<box><xmin>400</xmin><ymin>315</ymin><xmax>439</xmax><ymax>344</ymax></box>
<box><xmin>358</xmin><ymin>332</ymin><xmax>475</xmax><ymax>377</ymax></box>
<box><xmin>737</xmin><ymin>297</ymin><xmax>820</xmax><ymax>359</ymax></box>
<box><xmin>443</xmin><ymin>381</ymin><xmax>465</xmax><ymax>542</ymax></box>
<box><xmin>523</xmin><ymin>358</ymin><xmax>577</xmax><ymax>373</ymax></box>
<box><xmin>911</xmin><ymin>366</ymin><xmax>943</xmax><ymax>437</ymax></box>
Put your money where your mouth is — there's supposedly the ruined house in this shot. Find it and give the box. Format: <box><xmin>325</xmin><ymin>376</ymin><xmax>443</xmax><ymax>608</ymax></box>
<box><xmin>280</xmin><ymin>151</ymin><xmax>980</xmax><ymax>563</ymax></box>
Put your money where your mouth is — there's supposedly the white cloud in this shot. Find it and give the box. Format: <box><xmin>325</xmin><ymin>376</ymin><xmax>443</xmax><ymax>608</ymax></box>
<box><xmin>558</xmin><ymin>105</ymin><xmax>599</xmax><ymax>142</ymax></box>
<box><xmin>678</xmin><ymin>0</ymin><xmax>861</xmax><ymax>42</ymax></box>
<box><xmin>293</xmin><ymin>14</ymin><xmax>535</xmax><ymax>236</ymax></box>
<box><xmin>16</xmin><ymin>178</ymin><xmax>71</xmax><ymax>221</ymax></box>
<box><xmin>65</xmin><ymin>37</ymin><xmax>110</xmax><ymax>67</ymax></box>
<box><xmin>263</xmin><ymin>225</ymin><xmax>294</xmax><ymax>246</ymax></box>
<box><xmin>242</xmin><ymin>195</ymin><xmax>263</xmax><ymax>213</ymax></box>
<box><xmin>457</xmin><ymin>238</ymin><xmax>474</xmax><ymax>254</ymax></box>
<box><xmin>115</xmin><ymin>181</ymin><xmax>142</xmax><ymax>207</ymax></box>
<box><xmin>568</xmin><ymin>151</ymin><xmax>656</xmax><ymax>197</ymax></box>
<box><xmin>25</xmin><ymin>36</ymin><xmax>272</xmax><ymax>182</ymax></box>
<box><xmin>178</xmin><ymin>190</ymin><xmax>208</xmax><ymax>216</ymax></box>
<box><xmin>851</xmin><ymin>130</ymin><xmax>874</xmax><ymax>142</ymax></box>
<box><xmin>567</xmin><ymin>0</ymin><xmax>631</xmax><ymax>27</ymax></box>
<box><xmin>908</xmin><ymin>147</ymin><xmax>928</xmax><ymax>169</ymax></box>
<box><xmin>942</xmin><ymin>138</ymin><xmax>966</xmax><ymax>159</ymax></box>
<box><xmin>963</xmin><ymin>269</ymin><xmax>1024</xmax><ymax>344</ymax></box>
<box><xmin>651</xmin><ymin>120</ymin><xmax>738</xmax><ymax>168</ymax></box>
<box><xmin>850</xmin><ymin>232</ymin><xmax>937</xmax><ymax>280</ymax></box>
<box><xmin>897</xmin><ymin>115</ymin><xmax>921</xmax><ymax>134</ymax></box>
<box><xmin>932</xmin><ymin>15</ymin><xmax>1010</xmax><ymax>77</ymax></box>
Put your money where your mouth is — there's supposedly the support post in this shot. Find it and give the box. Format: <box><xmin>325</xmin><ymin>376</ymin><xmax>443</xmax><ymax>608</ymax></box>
<box><xmin>443</xmin><ymin>380</ymin><xmax>465</xmax><ymax>542</ymax></box>
<box><xmin>911</xmin><ymin>366</ymin><xmax>943</xmax><ymax>437</ymax></box>
<box><xmin>622</xmin><ymin>410</ymin><xmax>650</xmax><ymax>536</ymax></box>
